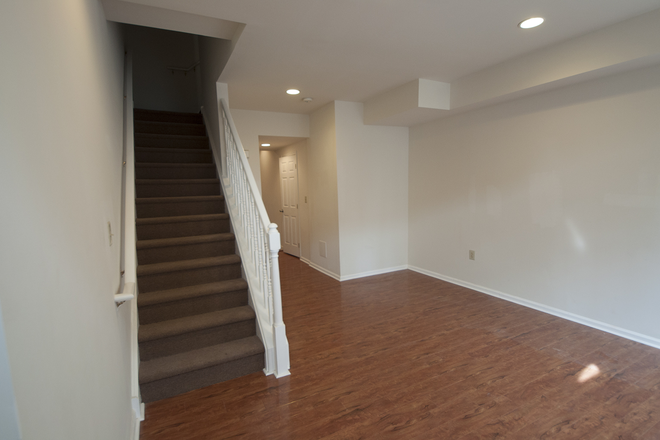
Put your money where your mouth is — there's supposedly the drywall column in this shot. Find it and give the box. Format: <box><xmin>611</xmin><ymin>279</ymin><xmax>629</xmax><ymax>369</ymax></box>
<box><xmin>335</xmin><ymin>101</ymin><xmax>409</xmax><ymax>279</ymax></box>
<box><xmin>308</xmin><ymin>102</ymin><xmax>342</xmax><ymax>277</ymax></box>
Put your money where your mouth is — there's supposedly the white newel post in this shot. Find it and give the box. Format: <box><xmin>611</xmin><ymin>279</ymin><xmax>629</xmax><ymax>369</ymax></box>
<box><xmin>268</xmin><ymin>223</ymin><xmax>291</xmax><ymax>378</ymax></box>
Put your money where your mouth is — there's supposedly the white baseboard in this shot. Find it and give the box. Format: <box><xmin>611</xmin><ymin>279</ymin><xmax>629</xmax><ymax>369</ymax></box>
<box><xmin>408</xmin><ymin>265</ymin><xmax>660</xmax><ymax>350</ymax></box>
<box><xmin>302</xmin><ymin>259</ymin><xmax>341</xmax><ymax>281</ymax></box>
<box><xmin>300</xmin><ymin>258</ymin><xmax>407</xmax><ymax>282</ymax></box>
<box><xmin>340</xmin><ymin>265</ymin><xmax>408</xmax><ymax>282</ymax></box>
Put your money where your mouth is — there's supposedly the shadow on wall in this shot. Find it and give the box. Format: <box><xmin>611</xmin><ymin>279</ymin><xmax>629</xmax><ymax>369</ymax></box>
<box><xmin>123</xmin><ymin>24</ymin><xmax>201</xmax><ymax>113</ymax></box>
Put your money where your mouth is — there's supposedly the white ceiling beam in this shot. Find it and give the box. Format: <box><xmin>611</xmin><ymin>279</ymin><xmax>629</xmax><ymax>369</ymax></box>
<box><xmin>364</xmin><ymin>79</ymin><xmax>450</xmax><ymax>126</ymax></box>
<box><xmin>451</xmin><ymin>8</ymin><xmax>660</xmax><ymax>110</ymax></box>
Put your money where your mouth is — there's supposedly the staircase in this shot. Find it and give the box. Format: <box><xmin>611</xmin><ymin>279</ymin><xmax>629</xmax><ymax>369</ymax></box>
<box><xmin>134</xmin><ymin>108</ymin><xmax>265</xmax><ymax>403</ymax></box>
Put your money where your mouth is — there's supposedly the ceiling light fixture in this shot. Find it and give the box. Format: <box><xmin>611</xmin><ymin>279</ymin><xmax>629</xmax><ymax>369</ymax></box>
<box><xmin>286</xmin><ymin>89</ymin><xmax>300</xmax><ymax>95</ymax></box>
<box><xmin>261</xmin><ymin>143</ymin><xmax>271</xmax><ymax>147</ymax></box>
<box><xmin>519</xmin><ymin>17</ymin><xmax>544</xmax><ymax>29</ymax></box>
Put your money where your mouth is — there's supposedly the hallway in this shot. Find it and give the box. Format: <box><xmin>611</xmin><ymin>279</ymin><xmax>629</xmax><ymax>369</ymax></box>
<box><xmin>140</xmin><ymin>254</ymin><xmax>660</xmax><ymax>439</ymax></box>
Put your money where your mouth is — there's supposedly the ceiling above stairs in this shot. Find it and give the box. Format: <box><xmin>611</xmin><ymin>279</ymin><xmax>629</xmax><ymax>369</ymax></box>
<box><xmin>104</xmin><ymin>0</ymin><xmax>660</xmax><ymax>125</ymax></box>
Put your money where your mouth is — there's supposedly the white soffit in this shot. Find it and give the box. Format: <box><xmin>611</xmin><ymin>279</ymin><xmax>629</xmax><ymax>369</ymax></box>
<box><xmin>451</xmin><ymin>8</ymin><xmax>660</xmax><ymax>110</ymax></box>
<box><xmin>101</xmin><ymin>0</ymin><xmax>242</xmax><ymax>39</ymax></box>
<box><xmin>364</xmin><ymin>79</ymin><xmax>450</xmax><ymax>126</ymax></box>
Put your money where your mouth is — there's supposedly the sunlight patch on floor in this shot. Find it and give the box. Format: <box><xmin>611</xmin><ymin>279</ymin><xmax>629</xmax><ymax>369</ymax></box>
<box><xmin>577</xmin><ymin>364</ymin><xmax>600</xmax><ymax>383</ymax></box>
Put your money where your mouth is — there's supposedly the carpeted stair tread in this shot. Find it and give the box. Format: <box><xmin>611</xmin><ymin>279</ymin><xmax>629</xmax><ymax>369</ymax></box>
<box><xmin>139</xmin><ymin>336</ymin><xmax>264</xmax><ymax>384</ymax></box>
<box><xmin>137</xmin><ymin>233</ymin><xmax>235</xmax><ymax>250</ymax></box>
<box><xmin>135</xmin><ymin>163</ymin><xmax>217</xmax><ymax>179</ymax></box>
<box><xmin>135</xmin><ymin>146</ymin><xmax>211</xmax><ymax>154</ymax></box>
<box><xmin>137</xmin><ymin>255</ymin><xmax>241</xmax><ymax>277</ymax></box>
<box><xmin>134</xmin><ymin>108</ymin><xmax>203</xmax><ymax>124</ymax></box>
<box><xmin>136</xmin><ymin>213</ymin><xmax>228</xmax><ymax>225</ymax></box>
<box><xmin>135</xmin><ymin>133</ymin><xmax>210</xmax><ymax>150</ymax></box>
<box><xmin>139</xmin><ymin>306</ymin><xmax>255</xmax><ymax>343</ymax></box>
<box><xmin>136</xmin><ymin>133</ymin><xmax>209</xmax><ymax>141</ymax></box>
<box><xmin>135</xmin><ymin>120</ymin><xmax>206</xmax><ymax>136</ymax></box>
<box><xmin>138</xmin><ymin>279</ymin><xmax>248</xmax><ymax>307</ymax></box>
<box><xmin>136</xmin><ymin>195</ymin><xmax>223</xmax><ymax>205</ymax></box>
<box><xmin>136</xmin><ymin>163</ymin><xmax>215</xmax><ymax>169</ymax></box>
<box><xmin>136</xmin><ymin>178</ymin><xmax>220</xmax><ymax>185</ymax></box>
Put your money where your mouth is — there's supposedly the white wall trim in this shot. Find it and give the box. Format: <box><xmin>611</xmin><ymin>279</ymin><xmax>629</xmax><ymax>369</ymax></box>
<box><xmin>340</xmin><ymin>265</ymin><xmax>408</xmax><ymax>282</ymax></box>
<box><xmin>408</xmin><ymin>265</ymin><xmax>660</xmax><ymax>350</ymax></box>
<box><xmin>301</xmin><ymin>257</ymin><xmax>341</xmax><ymax>281</ymax></box>
<box><xmin>300</xmin><ymin>257</ymin><xmax>408</xmax><ymax>282</ymax></box>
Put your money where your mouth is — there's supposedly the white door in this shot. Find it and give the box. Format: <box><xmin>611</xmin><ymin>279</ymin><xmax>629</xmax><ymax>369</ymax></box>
<box><xmin>279</xmin><ymin>155</ymin><xmax>300</xmax><ymax>257</ymax></box>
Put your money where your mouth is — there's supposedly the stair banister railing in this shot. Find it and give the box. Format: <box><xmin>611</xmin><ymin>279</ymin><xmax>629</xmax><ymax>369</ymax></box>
<box><xmin>215</xmin><ymin>97</ymin><xmax>290</xmax><ymax>378</ymax></box>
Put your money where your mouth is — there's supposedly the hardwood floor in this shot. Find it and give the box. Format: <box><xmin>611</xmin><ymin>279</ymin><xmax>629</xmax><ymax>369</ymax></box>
<box><xmin>140</xmin><ymin>253</ymin><xmax>660</xmax><ymax>439</ymax></box>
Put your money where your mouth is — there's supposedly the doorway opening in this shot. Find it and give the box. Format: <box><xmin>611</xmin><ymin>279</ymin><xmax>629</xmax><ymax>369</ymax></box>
<box><xmin>259</xmin><ymin>136</ymin><xmax>309</xmax><ymax>260</ymax></box>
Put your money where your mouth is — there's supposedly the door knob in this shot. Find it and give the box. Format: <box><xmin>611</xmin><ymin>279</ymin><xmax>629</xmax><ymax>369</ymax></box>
<box><xmin>279</xmin><ymin>210</ymin><xmax>284</xmax><ymax>213</ymax></box>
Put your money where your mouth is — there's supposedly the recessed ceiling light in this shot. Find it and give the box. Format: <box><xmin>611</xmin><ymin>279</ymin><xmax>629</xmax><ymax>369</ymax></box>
<box><xmin>519</xmin><ymin>17</ymin><xmax>544</xmax><ymax>29</ymax></box>
<box><xmin>286</xmin><ymin>89</ymin><xmax>300</xmax><ymax>95</ymax></box>
<box><xmin>261</xmin><ymin>143</ymin><xmax>271</xmax><ymax>147</ymax></box>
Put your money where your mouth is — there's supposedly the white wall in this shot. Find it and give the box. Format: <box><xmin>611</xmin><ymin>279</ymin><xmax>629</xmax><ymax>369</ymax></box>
<box><xmin>0</xmin><ymin>304</ymin><xmax>20</xmax><ymax>440</ymax></box>
<box><xmin>259</xmin><ymin>150</ymin><xmax>283</xmax><ymax>228</ymax></box>
<box><xmin>199</xmin><ymin>36</ymin><xmax>234</xmax><ymax>156</ymax></box>
<box><xmin>409</xmin><ymin>64</ymin><xmax>660</xmax><ymax>343</ymax></box>
<box><xmin>230</xmin><ymin>109</ymin><xmax>310</xmax><ymax>191</ymax></box>
<box><xmin>335</xmin><ymin>102</ymin><xmax>409</xmax><ymax>279</ymax></box>
<box><xmin>124</xmin><ymin>24</ymin><xmax>200</xmax><ymax>113</ymax></box>
<box><xmin>308</xmin><ymin>103</ymin><xmax>341</xmax><ymax>276</ymax></box>
<box><xmin>0</xmin><ymin>0</ymin><xmax>133</xmax><ymax>438</ymax></box>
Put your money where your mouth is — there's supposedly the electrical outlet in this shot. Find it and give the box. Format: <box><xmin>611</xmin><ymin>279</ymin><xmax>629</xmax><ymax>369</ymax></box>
<box><xmin>319</xmin><ymin>241</ymin><xmax>327</xmax><ymax>258</ymax></box>
<box><xmin>305</xmin><ymin>196</ymin><xmax>308</xmax><ymax>203</ymax></box>
<box><xmin>469</xmin><ymin>250</ymin><xmax>475</xmax><ymax>260</ymax></box>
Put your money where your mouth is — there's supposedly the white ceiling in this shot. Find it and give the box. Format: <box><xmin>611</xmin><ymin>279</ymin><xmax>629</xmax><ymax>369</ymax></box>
<box><xmin>116</xmin><ymin>0</ymin><xmax>660</xmax><ymax>114</ymax></box>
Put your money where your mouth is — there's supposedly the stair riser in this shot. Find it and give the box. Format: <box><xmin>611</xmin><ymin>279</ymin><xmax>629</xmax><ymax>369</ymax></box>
<box><xmin>134</xmin><ymin>110</ymin><xmax>202</xmax><ymax>125</ymax></box>
<box><xmin>135</xmin><ymin>135</ymin><xmax>209</xmax><ymax>150</ymax></box>
<box><xmin>136</xmin><ymin>183</ymin><xmax>220</xmax><ymax>198</ymax></box>
<box><xmin>138</xmin><ymin>289</ymin><xmax>248</xmax><ymax>325</ymax></box>
<box><xmin>136</xmin><ymin>218</ymin><xmax>230</xmax><ymax>240</ymax></box>
<box><xmin>136</xmin><ymin>200</ymin><xmax>224</xmax><ymax>218</ymax></box>
<box><xmin>135</xmin><ymin>121</ymin><xmax>206</xmax><ymax>136</ymax></box>
<box><xmin>138</xmin><ymin>262</ymin><xmax>242</xmax><ymax>293</ymax></box>
<box><xmin>137</xmin><ymin>240</ymin><xmax>235</xmax><ymax>265</ymax></box>
<box><xmin>136</xmin><ymin>165</ymin><xmax>216</xmax><ymax>180</ymax></box>
<box><xmin>140</xmin><ymin>353</ymin><xmax>264</xmax><ymax>403</ymax></box>
<box><xmin>135</xmin><ymin>149</ymin><xmax>212</xmax><ymax>164</ymax></box>
<box><xmin>140</xmin><ymin>320</ymin><xmax>256</xmax><ymax>361</ymax></box>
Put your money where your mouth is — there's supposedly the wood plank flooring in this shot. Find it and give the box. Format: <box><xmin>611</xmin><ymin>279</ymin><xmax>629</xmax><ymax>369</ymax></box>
<box><xmin>140</xmin><ymin>253</ymin><xmax>660</xmax><ymax>439</ymax></box>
